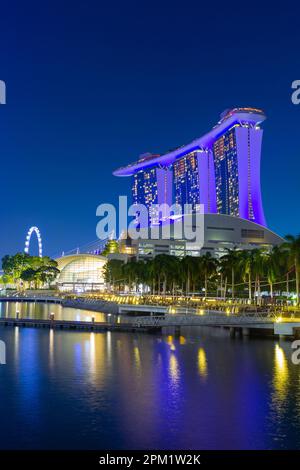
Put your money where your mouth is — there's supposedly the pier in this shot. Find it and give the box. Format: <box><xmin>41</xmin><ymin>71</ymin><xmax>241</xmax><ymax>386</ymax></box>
<box><xmin>118</xmin><ymin>304</ymin><xmax>300</xmax><ymax>338</ymax></box>
<box><xmin>1</xmin><ymin>298</ymin><xmax>300</xmax><ymax>338</ymax></box>
<box><xmin>0</xmin><ymin>296</ymin><xmax>62</xmax><ymax>304</ymax></box>
<box><xmin>0</xmin><ymin>317</ymin><xmax>161</xmax><ymax>333</ymax></box>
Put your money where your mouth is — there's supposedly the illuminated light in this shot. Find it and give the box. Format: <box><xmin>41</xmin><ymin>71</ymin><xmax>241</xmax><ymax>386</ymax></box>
<box><xmin>90</xmin><ymin>332</ymin><xmax>96</xmax><ymax>372</ymax></box>
<box><xmin>133</xmin><ymin>346</ymin><xmax>141</xmax><ymax>371</ymax></box>
<box><xmin>198</xmin><ymin>348</ymin><xmax>208</xmax><ymax>378</ymax></box>
<box><xmin>276</xmin><ymin>317</ymin><xmax>282</xmax><ymax>323</ymax></box>
<box><xmin>273</xmin><ymin>344</ymin><xmax>289</xmax><ymax>404</ymax></box>
<box><xmin>166</xmin><ymin>335</ymin><xmax>176</xmax><ymax>351</ymax></box>
<box><xmin>49</xmin><ymin>329</ymin><xmax>54</xmax><ymax>368</ymax></box>
<box><xmin>24</xmin><ymin>226</ymin><xmax>43</xmax><ymax>257</ymax></box>
<box><xmin>169</xmin><ymin>354</ymin><xmax>179</xmax><ymax>382</ymax></box>
<box><xmin>179</xmin><ymin>336</ymin><xmax>186</xmax><ymax>345</ymax></box>
<box><xmin>14</xmin><ymin>326</ymin><xmax>19</xmax><ymax>357</ymax></box>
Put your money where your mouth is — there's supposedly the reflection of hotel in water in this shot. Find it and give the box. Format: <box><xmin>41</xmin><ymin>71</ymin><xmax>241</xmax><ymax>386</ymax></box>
<box><xmin>114</xmin><ymin>107</ymin><xmax>267</xmax><ymax>227</ymax></box>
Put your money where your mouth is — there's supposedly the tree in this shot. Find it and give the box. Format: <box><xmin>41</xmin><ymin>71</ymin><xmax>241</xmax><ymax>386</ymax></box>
<box><xmin>101</xmin><ymin>240</ymin><xmax>119</xmax><ymax>256</ymax></box>
<box><xmin>20</xmin><ymin>268</ymin><xmax>37</xmax><ymax>287</ymax></box>
<box><xmin>219</xmin><ymin>248</ymin><xmax>241</xmax><ymax>300</ymax></box>
<box><xmin>181</xmin><ymin>256</ymin><xmax>198</xmax><ymax>295</ymax></box>
<box><xmin>239</xmin><ymin>250</ymin><xmax>255</xmax><ymax>302</ymax></box>
<box><xmin>103</xmin><ymin>259</ymin><xmax>124</xmax><ymax>291</ymax></box>
<box><xmin>152</xmin><ymin>254</ymin><xmax>173</xmax><ymax>295</ymax></box>
<box><xmin>0</xmin><ymin>274</ymin><xmax>14</xmax><ymax>288</ymax></box>
<box><xmin>262</xmin><ymin>247</ymin><xmax>281</xmax><ymax>299</ymax></box>
<box><xmin>36</xmin><ymin>266</ymin><xmax>60</xmax><ymax>286</ymax></box>
<box><xmin>283</xmin><ymin>234</ymin><xmax>300</xmax><ymax>305</ymax></box>
<box><xmin>199</xmin><ymin>253</ymin><xmax>218</xmax><ymax>297</ymax></box>
<box><xmin>2</xmin><ymin>253</ymin><xmax>59</xmax><ymax>290</ymax></box>
<box><xmin>252</xmin><ymin>249</ymin><xmax>265</xmax><ymax>304</ymax></box>
<box><xmin>2</xmin><ymin>253</ymin><xmax>32</xmax><ymax>290</ymax></box>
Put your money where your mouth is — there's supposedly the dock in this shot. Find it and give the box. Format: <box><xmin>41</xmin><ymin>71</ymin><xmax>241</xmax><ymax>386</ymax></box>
<box><xmin>0</xmin><ymin>317</ymin><xmax>161</xmax><ymax>333</ymax></box>
<box><xmin>0</xmin><ymin>296</ymin><xmax>62</xmax><ymax>304</ymax></box>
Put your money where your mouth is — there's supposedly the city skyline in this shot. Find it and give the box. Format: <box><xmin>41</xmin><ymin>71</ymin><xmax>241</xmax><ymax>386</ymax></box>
<box><xmin>0</xmin><ymin>2</ymin><xmax>299</xmax><ymax>259</ymax></box>
<box><xmin>1</xmin><ymin>2</ymin><xmax>300</xmax><ymax>459</ymax></box>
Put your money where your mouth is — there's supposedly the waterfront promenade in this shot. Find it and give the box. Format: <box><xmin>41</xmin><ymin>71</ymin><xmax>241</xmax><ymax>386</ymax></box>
<box><xmin>1</xmin><ymin>293</ymin><xmax>300</xmax><ymax>338</ymax></box>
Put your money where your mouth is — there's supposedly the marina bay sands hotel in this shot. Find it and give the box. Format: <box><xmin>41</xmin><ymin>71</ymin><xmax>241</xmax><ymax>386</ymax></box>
<box><xmin>54</xmin><ymin>107</ymin><xmax>284</xmax><ymax>291</ymax></box>
<box><xmin>113</xmin><ymin>107</ymin><xmax>283</xmax><ymax>259</ymax></box>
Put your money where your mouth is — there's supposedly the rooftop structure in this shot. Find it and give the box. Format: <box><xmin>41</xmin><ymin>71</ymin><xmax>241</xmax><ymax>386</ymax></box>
<box><xmin>114</xmin><ymin>107</ymin><xmax>267</xmax><ymax>226</ymax></box>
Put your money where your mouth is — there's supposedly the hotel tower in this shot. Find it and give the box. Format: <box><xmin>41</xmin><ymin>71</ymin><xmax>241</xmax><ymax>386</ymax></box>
<box><xmin>114</xmin><ymin>107</ymin><xmax>267</xmax><ymax>227</ymax></box>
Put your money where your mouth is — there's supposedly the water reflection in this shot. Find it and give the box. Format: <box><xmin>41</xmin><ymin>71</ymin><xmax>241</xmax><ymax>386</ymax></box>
<box><xmin>1</xmin><ymin>302</ymin><xmax>300</xmax><ymax>450</ymax></box>
<box><xmin>198</xmin><ymin>347</ymin><xmax>208</xmax><ymax>378</ymax></box>
<box><xmin>272</xmin><ymin>343</ymin><xmax>289</xmax><ymax>405</ymax></box>
<box><xmin>49</xmin><ymin>329</ymin><xmax>54</xmax><ymax>368</ymax></box>
<box><xmin>166</xmin><ymin>335</ymin><xmax>176</xmax><ymax>351</ymax></box>
<box><xmin>14</xmin><ymin>326</ymin><xmax>19</xmax><ymax>357</ymax></box>
<box><xmin>179</xmin><ymin>335</ymin><xmax>186</xmax><ymax>345</ymax></box>
<box><xmin>169</xmin><ymin>353</ymin><xmax>180</xmax><ymax>384</ymax></box>
<box><xmin>133</xmin><ymin>345</ymin><xmax>141</xmax><ymax>372</ymax></box>
<box><xmin>0</xmin><ymin>301</ymin><xmax>111</xmax><ymax>323</ymax></box>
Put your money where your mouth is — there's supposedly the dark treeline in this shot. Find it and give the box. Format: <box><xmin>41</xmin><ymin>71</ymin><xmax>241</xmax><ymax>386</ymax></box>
<box><xmin>104</xmin><ymin>235</ymin><xmax>300</xmax><ymax>304</ymax></box>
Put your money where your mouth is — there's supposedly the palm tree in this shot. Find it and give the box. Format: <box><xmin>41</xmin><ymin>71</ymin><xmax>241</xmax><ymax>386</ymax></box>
<box><xmin>153</xmin><ymin>254</ymin><xmax>175</xmax><ymax>295</ymax></box>
<box><xmin>199</xmin><ymin>253</ymin><xmax>218</xmax><ymax>297</ymax></box>
<box><xmin>262</xmin><ymin>247</ymin><xmax>281</xmax><ymax>299</ymax></box>
<box><xmin>283</xmin><ymin>234</ymin><xmax>300</xmax><ymax>305</ymax></box>
<box><xmin>144</xmin><ymin>258</ymin><xmax>156</xmax><ymax>294</ymax></box>
<box><xmin>239</xmin><ymin>250</ymin><xmax>255</xmax><ymax>302</ymax></box>
<box><xmin>219</xmin><ymin>248</ymin><xmax>240</xmax><ymax>300</ymax></box>
<box><xmin>252</xmin><ymin>249</ymin><xmax>265</xmax><ymax>304</ymax></box>
<box><xmin>181</xmin><ymin>256</ymin><xmax>197</xmax><ymax>295</ymax></box>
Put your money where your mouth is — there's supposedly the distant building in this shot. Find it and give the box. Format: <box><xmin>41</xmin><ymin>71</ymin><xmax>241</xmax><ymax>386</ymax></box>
<box><xmin>116</xmin><ymin>214</ymin><xmax>284</xmax><ymax>261</ymax></box>
<box><xmin>56</xmin><ymin>254</ymin><xmax>107</xmax><ymax>292</ymax></box>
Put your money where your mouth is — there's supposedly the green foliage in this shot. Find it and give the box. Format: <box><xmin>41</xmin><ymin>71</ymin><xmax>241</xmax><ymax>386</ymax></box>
<box><xmin>103</xmin><ymin>259</ymin><xmax>123</xmax><ymax>286</ymax></box>
<box><xmin>101</xmin><ymin>240</ymin><xmax>119</xmax><ymax>256</ymax></box>
<box><xmin>103</xmin><ymin>236</ymin><xmax>300</xmax><ymax>303</ymax></box>
<box><xmin>1</xmin><ymin>253</ymin><xmax>60</xmax><ymax>290</ymax></box>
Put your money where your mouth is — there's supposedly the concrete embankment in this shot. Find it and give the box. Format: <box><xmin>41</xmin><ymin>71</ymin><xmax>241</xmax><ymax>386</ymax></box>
<box><xmin>61</xmin><ymin>298</ymin><xmax>120</xmax><ymax>314</ymax></box>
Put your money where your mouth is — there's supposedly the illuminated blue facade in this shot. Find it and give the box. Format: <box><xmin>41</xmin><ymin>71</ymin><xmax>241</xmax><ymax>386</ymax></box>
<box><xmin>132</xmin><ymin>167</ymin><xmax>158</xmax><ymax>224</ymax></box>
<box><xmin>114</xmin><ymin>108</ymin><xmax>267</xmax><ymax>227</ymax></box>
<box><xmin>132</xmin><ymin>159</ymin><xmax>173</xmax><ymax>225</ymax></box>
<box><xmin>213</xmin><ymin>127</ymin><xmax>239</xmax><ymax>217</ymax></box>
<box><xmin>173</xmin><ymin>152</ymin><xmax>201</xmax><ymax>211</ymax></box>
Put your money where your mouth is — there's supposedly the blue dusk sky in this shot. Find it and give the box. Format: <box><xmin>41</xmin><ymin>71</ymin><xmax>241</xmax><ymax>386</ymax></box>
<box><xmin>0</xmin><ymin>1</ymin><xmax>299</xmax><ymax>258</ymax></box>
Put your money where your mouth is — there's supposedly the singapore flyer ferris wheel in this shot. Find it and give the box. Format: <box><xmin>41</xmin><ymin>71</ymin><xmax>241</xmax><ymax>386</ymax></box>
<box><xmin>24</xmin><ymin>226</ymin><xmax>43</xmax><ymax>258</ymax></box>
